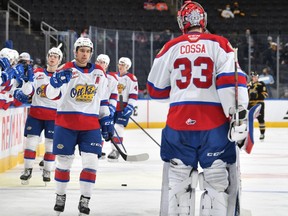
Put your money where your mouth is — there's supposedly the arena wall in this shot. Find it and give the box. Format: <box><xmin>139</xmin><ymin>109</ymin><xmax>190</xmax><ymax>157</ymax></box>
<box><xmin>1</xmin><ymin>99</ymin><xmax>287</xmax><ymax>172</ymax></box>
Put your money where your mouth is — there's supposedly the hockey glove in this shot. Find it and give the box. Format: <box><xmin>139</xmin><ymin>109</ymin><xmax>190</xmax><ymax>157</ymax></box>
<box><xmin>50</xmin><ymin>69</ymin><xmax>72</xmax><ymax>88</ymax></box>
<box><xmin>108</xmin><ymin>104</ymin><xmax>116</xmax><ymax>118</ymax></box>
<box><xmin>228</xmin><ymin>105</ymin><xmax>248</xmax><ymax>142</ymax></box>
<box><xmin>13</xmin><ymin>89</ymin><xmax>30</xmax><ymax>104</ymax></box>
<box><xmin>0</xmin><ymin>57</ymin><xmax>10</xmax><ymax>70</ymax></box>
<box><xmin>100</xmin><ymin>116</ymin><xmax>114</xmax><ymax>141</ymax></box>
<box><xmin>22</xmin><ymin>65</ymin><xmax>34</xmax><ymax>82</ymax></box>
<box><xmin>1</xmin><ymin>68</ymin><xmax>14</xmax><ymax>84</ymax></box>
<box><xmin>122</xmin><ymin>104</ymin><xmax>134</xmax><ymax>118</ymax></box>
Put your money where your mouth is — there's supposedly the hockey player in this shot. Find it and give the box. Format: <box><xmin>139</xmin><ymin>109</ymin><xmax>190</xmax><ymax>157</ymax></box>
<box><xmin>95</xmin><ymin>54</ymin><xmax>118</xmax><ymax>159</ymax></box>
<box><xmin>17</xmin><ymin>47</ymin><xmax>64</xmax><ymax>185</ymax></box>
<box><xmin>107</xmin><ymin>57</ymin><xmax>138</xmax><ymax>162</ymax></box>
<box><xmin>0</xmin><ymin>48</ymin><xmax>24</xmax><ymax>109</ymax></box>
<box><xmin>45</xmin><ymin>37</ymin><xmax>113</xmax><ymax>215</ymax></box>
<box><xmin>147</xmin><ymin>1</ymin><xmax>249</xmax><ymax>215</ymax></box>
<box><xmin>247</xmin><ymin>71</ymin><xmax>268</xmax><ymax>140</ymax></box>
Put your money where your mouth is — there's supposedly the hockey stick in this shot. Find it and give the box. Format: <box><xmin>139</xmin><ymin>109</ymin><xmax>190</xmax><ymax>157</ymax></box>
<box><xmin>113</xmin><ymin>126</ymin><xmax>127</xmax><ymax>153</ymax></box>
<box><xmin>110</xmin><ymin>94</ymin><xmax>149</xmax><ymax>162</ymax></box>
<box><xmin>233</xmin><ymin>47</ymin><xmax>252</xmax><ymax>216</ymax></box>
<box><xmin>129</xmin><ymin>116</ymin><xmax>161</xmax><ymax>147</ymax></box>
<box><xmin>234</xmin><ymin>48</ymin><xmax>239</xmax><ymax>126</ymax></box>
<box><xmin>110</xmin><ymin>137</ymin><xmax>149</xmax><ymax>162</ymax></box>
<box><xmin>119</xmin><ymin>94</ymin><xmax>160</xmax><ymax>147</ymax></box>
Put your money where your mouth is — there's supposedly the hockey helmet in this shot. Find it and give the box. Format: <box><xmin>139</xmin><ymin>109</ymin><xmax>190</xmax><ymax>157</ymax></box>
<box><xmin>47</xmin><ymin>47</ymin><xmax>63</xmax><ymax>64</ymax></box>
<box><xmin>96</xmin><ymin>54</ymin><xmax>110</xmax><ymax>66</ymax></box>
<box><xmin>177</xmin><ymin>1</ymin><xmax>207</xmax><ymax>34</ymax></box>
<box><xmin>74</xmin><ymin>37</ymin><xmax>93</xmax><ymax>53</ymax></box>
<box><xmin>19</xmin><ymin>52</ymin><xmax>31</xmax><ymax>61</ymax></box>
<box><xmin>118</xmin><ymin>57</ymin><xmax>132</xmax><ymax>70</ymax></box>
<box><xmin>250</xmin><ymin>71</ymin><xmax>259</xmax><ymax>77</ymax></box>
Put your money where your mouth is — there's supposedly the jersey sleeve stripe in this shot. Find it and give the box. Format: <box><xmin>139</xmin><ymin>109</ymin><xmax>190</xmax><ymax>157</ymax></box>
<box><xmin>147</xmin><ymin>81</ymin><xmax>170</xmax><ymax>99</ymax></box>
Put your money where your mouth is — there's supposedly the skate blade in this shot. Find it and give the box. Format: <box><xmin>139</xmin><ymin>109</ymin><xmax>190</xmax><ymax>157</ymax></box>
<box><xmin>107</xmin><ymin>158</ymin><xmax>119</xmax><ymax>162</ymax></box>
<box><xmin>55</xmin><ymin>211</ymin><xmax>62</xmax><ymax>216</ymax></box>
<box><xmin>21</xmin><ymin>180</ymin><xmax>29</xmax><ymax>185</ymax></box>
<box><xmin>78</xmin><ymin>213</ymin><xmax>89</xmax><ymax>216</ymax></box>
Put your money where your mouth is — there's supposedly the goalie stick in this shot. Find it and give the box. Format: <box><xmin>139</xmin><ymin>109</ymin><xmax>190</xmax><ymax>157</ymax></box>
<box><xmin>232</xmin><ymin>47</ymin><xmax>252</xmax><ymax>216</ymax></box>
<box><xmin>110</xmin><ymin>137</ymin><xmax>149</xmax><ymax>162</ymax></box>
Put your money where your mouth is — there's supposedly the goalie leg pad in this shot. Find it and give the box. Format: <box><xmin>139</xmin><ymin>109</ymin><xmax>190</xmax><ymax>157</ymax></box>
<box><xmin>199</xmin><ymin>159</ymin><xmax>229</xmax><ymax>216</ymax></box>
<box><xmin>167</xmin><ymin>158</ymin><xmax>198</xmax><ymax>216</ymax></box>
<box><xmin>226</xmin><ymin>162</ymin><xmax>241</xmax><ymax>216</ymax></box>
<box><xmin>160</xmin><ymin>162</ymin><xmax>169</xmax><ymax>216</ymax></box>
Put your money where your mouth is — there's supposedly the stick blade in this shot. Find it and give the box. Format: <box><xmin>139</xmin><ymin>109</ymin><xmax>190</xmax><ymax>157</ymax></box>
<box><xmin>126</xmin><ymin>153</ymin><xmax>149</xmax><ymax>162</ymax></box>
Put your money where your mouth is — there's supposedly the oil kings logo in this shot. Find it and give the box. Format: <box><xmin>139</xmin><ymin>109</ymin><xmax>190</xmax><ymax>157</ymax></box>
<box><xmin>70</xmin><ymin>84</ymin><xmax>96</xmax><ymax>102</ymax></box>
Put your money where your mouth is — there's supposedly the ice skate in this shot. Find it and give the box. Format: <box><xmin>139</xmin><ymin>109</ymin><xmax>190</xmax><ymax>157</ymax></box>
<box><xmin>100</xmin><ymin>152</ymin><xmax>106</xmax><ymax>159</ymax></box>
<box><xmin>20</xmin><ymin>168</ymin><xmax>32</xmax><ymax>185</ymax></box>
<box><xmin>107</xmin><ymin>150</ymin><xmax>119</xmax><ymax>162</ymax></box>
<box><xmin>260</xmin><ymin>134</ymin><xmax>265</xmax><ymax>141</ymax></box>
<box><xmin>42</xmin><ymin>169</ymin><xmax>51</xmax><ymax>186</ymax></box>
<box><xmin>39</xmin><ymin>159</ymin><xmax>44</xmax><ymax>170</ymax></box>
<box><xmin>78</xmin><ymin>195</ymin><xmax>90</xmax><ymax>215</ymax></box>
<box><xmin>54</xmin><ymin>194</ymin><xmax>66</xmax><ymax>215</ymax></box>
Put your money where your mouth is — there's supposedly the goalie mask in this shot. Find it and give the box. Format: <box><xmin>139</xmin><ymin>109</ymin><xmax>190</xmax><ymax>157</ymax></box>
<box><xmin>177</xmin><ymin>1</ymin><xmax>207</xmax><ymax>34</ymax></box>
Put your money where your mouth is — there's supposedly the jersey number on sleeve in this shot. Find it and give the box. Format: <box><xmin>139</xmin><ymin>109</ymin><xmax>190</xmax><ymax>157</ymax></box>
<box><xmin>175</xmin><ymin>57</ymin><xmax>214</xmax><ymax>89</ymax></box>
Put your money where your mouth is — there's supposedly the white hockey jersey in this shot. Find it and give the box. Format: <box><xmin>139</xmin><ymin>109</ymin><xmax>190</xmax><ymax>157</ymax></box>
<box><xmin>111</xmin><ymin>72</ymin><xmax>138</xmax><ymax>111</ymax></box>
<box><xmin>21</xmin><ymin>68</ymin><xmax>58</xmax><ymax>120</ymax></box>
<box><xmin>106</xmin><ymin>72</ymin><xmax>118</xmax><ymax>109</ymax></box>
<box><xmin>147</xmin><ymin>32</ymin><xmax>248</xmax><ymax>131</ymax></box>
<box><xmin>45</xmin><ymin>62</ymin><xmax>110</xmax><ymax>130</ymax></box>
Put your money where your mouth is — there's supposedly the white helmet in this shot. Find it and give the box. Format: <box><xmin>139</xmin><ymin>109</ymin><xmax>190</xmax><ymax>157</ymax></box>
<box><xmin>96</xmin><ymin>54</ymin><xmax>110</xmax><ymax>66</ymax></box>
<box><xmin>46</xmin><ymin>47</ymin><xmax>63</xmax><ymax>64</ymax></box>
<box><xmin>0</xmin><ymin>48</ymin><xmax>13</xmax><ymax>62</ymax></box>
<box><xmin>118</xmin><ymin>57</ymin><xmax>132</xmax><ymax>70</ymax></box>
<box><xmin>74</xmin><ymin>37</ymin><xmax>93</xmax><ymax>53</ymax></box>
<box><xmin>19</xmin><ymin>52</ymin><xmax>31</xmax><ymax>61</ymax></box>
<box><xmin>0</xmin><ymin>48</ymin><xmax>19</xmax><ymax>65</ymax></box>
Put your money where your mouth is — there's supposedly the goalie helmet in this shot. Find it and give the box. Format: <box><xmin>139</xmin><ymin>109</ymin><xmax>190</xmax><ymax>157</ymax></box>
<box><xmin>96</xmin><ymin>54</ymin><xmax>110</xmax><ymax>66</ymax></box>
<box><xmin>177</xmin><ymin>1</ymin><xmax>207</xmax><ymax>34</ymax></box>
<box><xmin>118</xmin><ymin>57</ymin><xmax>132</xmax><ymax>70</ymax></box>
<box><xmin>74</xmin><ymin>37</ymin><xmax>93</xmax><ymax>53</ymax></box>
<box><xmin>47</xmin><ymin>47</ymin><xmax>63</xmax><ymax>64</ymax></box>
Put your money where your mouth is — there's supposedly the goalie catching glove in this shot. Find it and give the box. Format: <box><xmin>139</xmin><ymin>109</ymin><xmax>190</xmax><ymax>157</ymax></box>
<box><xmin>50</xmin><ymin>69</ymin><xmax>72</xmax><ymax>88</ymax></box>
<box><xmin>228</xmin><ymin>105</ymin><xmax>248</xmax><ymax>143</ymax></box>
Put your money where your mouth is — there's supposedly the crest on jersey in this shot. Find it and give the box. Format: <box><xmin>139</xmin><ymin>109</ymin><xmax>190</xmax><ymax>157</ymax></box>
<box><xmin>117</xmin><ymin>83</ymin><xmax>126</xmax><ymax>94</ymax></box>
<box><xmin>36</xmin><ymin>85</ymin><xmax>47</xmax><ymax>98</ymax></box>
<box><xmin>70</xmin><ymin>84</ymin><xmax>96</xmax><ymax>102</ymax></box>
